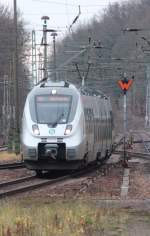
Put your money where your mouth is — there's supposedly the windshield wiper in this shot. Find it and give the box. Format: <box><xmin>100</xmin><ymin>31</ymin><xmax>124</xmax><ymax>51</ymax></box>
<box><xmin>51</xmin><ymin>113</ymin><xmax>64</xmax><ymax>128</ymax></box>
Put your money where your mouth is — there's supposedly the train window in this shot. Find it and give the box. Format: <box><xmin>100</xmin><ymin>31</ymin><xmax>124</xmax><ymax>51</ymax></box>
<box><xmin>35</xmin><ymin>95</ymin><xmax>72</xmax><ymax>124</ymax></box>
<box><xmin>84</xmin><ymin>107</ymin><xmax>94</xmax><ymax>134</ymax></box>
<box><xmin>84</xmin><ymin>108</ymin><xmax>88</xmax><ymax>121</ymax></box>
<box><xmin>110</xmin><ymin>111</ymin><xmax>114</xmax><ymax>129</ymax></box>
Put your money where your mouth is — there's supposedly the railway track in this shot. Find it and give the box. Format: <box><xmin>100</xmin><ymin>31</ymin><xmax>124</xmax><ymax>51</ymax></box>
<box><xmin>112</xmin><ymin>131</ymin><xmax>150</xmax><ymax>162</ymax></box>
<box><xmin>141</xmin><ymin>139</ymin><xmax>150</xmax><ymax>153</ymax></box>
<box><xmin>0</xmin><ymin>174</ymin><xmax>72</xmax><ymax>199</ymax></box>
<box><xmin>0</xmin><ymin>162</ymin><xmax>25</xmax><ymax>170</ymax></box>
<box><xmin>114</xmin><ymin>150</ymin><xmax>150</xmax><ymax>160</ymax></box>
<box><xmin>0</xmin><ymin>162</ymin><xmax>109</xmax><ymax>199</ymax></box>
<box><xmin>131</xmin><ymin>130</ymin><xmax>150</xmax><ymax>153</ymax></box>
<box><xmin>0</xmin><ymin>136</ymin><xmax>149</xmax><ymax>200</ymax></box>
<box><xmin>0</xmin><ymin>138</ymin><xmax>124</xmax><ymax>199</ymax></box>
<box><xmin>138</xmin><ymin>131</ymin><xmax>150</xmax><ymax>153</ymax></box>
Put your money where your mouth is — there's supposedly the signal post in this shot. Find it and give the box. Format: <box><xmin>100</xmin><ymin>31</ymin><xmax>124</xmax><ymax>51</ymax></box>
<box><xmin>118</xmin><ymin>74</ymin><xmax>133</xmax><ymax>167</ymax></box>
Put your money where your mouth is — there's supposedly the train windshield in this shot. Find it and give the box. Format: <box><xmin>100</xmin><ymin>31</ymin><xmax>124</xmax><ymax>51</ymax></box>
<box><xmin>35</xmin><ymin>95</ymin><xmax>72</xmax><ymax>125</ymax></box>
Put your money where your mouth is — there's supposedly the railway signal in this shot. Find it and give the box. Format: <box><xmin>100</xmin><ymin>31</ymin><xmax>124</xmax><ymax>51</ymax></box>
<box><xmin>118</xmin><ymin>79</ymin><xmax>133</xmax><ymax>94</ymax></box>
<box><xmin>118</xmin><ymin>73</ymin><xmax>134</xmax><ymax>167</ymax></box>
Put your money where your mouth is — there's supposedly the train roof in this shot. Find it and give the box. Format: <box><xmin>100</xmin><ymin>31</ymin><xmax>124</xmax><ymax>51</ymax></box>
<box><xmin>28</xmin><ymin>80</ymin><xmax>78</xmax><ymax>97</ymax></box>
<box><xmin>28</xmin><ymin>80</ymin><xmax>108</xmax><ymax>99</ymax></box>
<box><xmin>39</xmin><ymin>80</ymin><xmax>70</xmax><ymax>88</ymax></box>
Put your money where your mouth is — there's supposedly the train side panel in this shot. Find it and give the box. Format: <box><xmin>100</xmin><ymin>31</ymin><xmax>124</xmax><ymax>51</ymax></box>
<box><xmin>82</xmin><ymin>95</ymin><xmax>113</xmax><ymax>163</ymax></box>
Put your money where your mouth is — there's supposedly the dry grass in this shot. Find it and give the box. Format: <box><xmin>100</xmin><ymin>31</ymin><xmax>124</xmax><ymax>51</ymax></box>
<box><xmin>0</xmin><ymin>152</ymin><xmax>21</xmax><ymax>163</ymax></box>
<box><xmin>0</xmin><ymin>198</ymin><xmax>133</xmax><ymax>236</ymax></box>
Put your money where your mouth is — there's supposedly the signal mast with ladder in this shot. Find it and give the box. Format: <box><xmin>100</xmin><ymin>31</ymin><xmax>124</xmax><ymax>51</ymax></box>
<box><xmin>118</xmin><ymin>73</ymin><xmax>134</xmax><ymax>167</ymax></box>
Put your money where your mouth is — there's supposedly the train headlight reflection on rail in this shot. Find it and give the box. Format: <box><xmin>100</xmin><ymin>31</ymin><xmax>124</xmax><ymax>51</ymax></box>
<box><xmin>32</xmin><ymin>124</ymin><xmax>40</xmax><ymax>135</ymax></box>
<box><xmin>64</xmin><ymin>124</ymin><xmax>72</xmax><ymax>135</ymax></box>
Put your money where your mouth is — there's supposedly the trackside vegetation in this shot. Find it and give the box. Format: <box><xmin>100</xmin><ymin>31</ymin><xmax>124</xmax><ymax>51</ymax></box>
<box><xmin>0</xmin><ymin>198</ymin><xmax>150</xmax><ymax>236</ymax></box>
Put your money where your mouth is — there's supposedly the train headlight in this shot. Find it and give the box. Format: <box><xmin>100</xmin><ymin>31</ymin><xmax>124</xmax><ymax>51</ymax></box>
<box><xmin>52</xmin><ymin>89</ymin><xmax>57</xmax><ymax>95</ymax></box>
<box><xmin>32</xmin><ymin>124</ymin><xmax>40</xmax><ymax>135</ymax></box>
<box><xmin>64</xmin><ymin>124</ymin><xmax>72</xmax><ymax>135</ymax></box>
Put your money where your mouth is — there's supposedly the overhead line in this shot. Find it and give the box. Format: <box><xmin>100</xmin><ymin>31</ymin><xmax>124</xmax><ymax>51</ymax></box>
<box><xmin>32</xmin><ymin>0</ymin><xmax>113</xmax><ymax>7</ymax></box>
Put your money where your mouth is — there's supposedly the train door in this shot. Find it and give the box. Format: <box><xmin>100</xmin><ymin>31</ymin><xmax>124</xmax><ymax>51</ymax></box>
<box><xmin>105</xmin><ymin>98</ymin><xmax>113</xmax><ymax>154</ymax></box>
<box><xmin>89</xmin><ymin>103</ymin><xmax>95</xmax><ymax>162</ymax></box>
<box><xmin>100</xmin><ymin>99</ymin><xmax>107</xmax><ymax>158</ymax></box>
<box><xmin>108</xmin><ymin>99</ymin><xmax>113</xmax><ymax>150</ymax></box>
<box><xmin>93</xmin><ymin>99</ymin><xmax>100</xmax><ymax>160</ymax></box>
<box><xmin>97</xmin><ymin>98</ymin><xmax>103</xmax><ymax>160</ymax></box>
<box><xmin>104</xmin><ymin>98</ymin><xmax>113</xmax><ymax>152</ymax></box>
<box><xmin>84</xmin><ymin>97</ymin><xmax>94</xmax><ymax>162</ymax></box>
<box><xmin>104</xmin><ymin>98</ymin><xmax>109</xmax><ymax>152</ymax></box>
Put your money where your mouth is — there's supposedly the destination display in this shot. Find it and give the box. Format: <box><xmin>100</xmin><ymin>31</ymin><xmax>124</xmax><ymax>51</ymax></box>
<box><xmin>36</xmin><ymin>95</ymin><xmax>71</xmax><ymax>102</ymax></box>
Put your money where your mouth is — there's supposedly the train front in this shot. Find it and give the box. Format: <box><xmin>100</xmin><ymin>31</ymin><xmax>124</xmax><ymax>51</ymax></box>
<box><xmin>21</xmin><ymin>82</ymin><xmax>85</xmax><ymax>171</ymax></box>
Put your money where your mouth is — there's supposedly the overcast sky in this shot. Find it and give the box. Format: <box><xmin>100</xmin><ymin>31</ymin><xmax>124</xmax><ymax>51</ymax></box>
<box><xmin>0</xmin><ymin>0</ymin><xmax>127</xmax><ymax>41</ymax></box>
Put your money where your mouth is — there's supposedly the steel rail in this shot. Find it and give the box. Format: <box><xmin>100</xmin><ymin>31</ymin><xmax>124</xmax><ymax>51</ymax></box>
<box><xmin>114</xmin><ymin>150</ymin><xmax>150</xmax><ymax>160</ymax></box>
<box><xmin>0</xmin><ymin>137</ymin><xmax>125</xmax><ymax>199</ymax></box>
<box><xmin>0</xmin><ymin>160</ymin><xmax>110</xmax><ymax>199</ymax></box>
<box><xmin>0</xmin><ymin>174</ymin><xmax>72</xmax><ymax>199</ymax></box>
<box><xmin>0</xmin><ymin>175</ymin><xmax>36</xmax><ymax>188</ymax></box>
<box><xmin>0</xmin><ymin>162</ymin><xmax>25</xmax><ymax>170</ymax></box>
